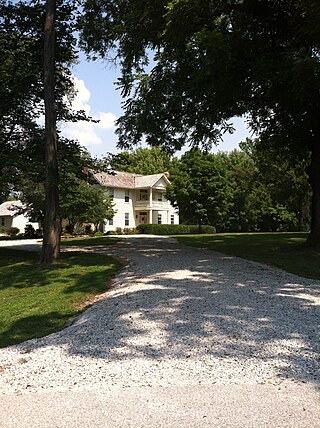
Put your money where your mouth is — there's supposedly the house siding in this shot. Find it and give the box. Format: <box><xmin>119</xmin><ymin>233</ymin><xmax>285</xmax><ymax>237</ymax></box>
<box><xmin>96</xmin><ymin>172</ymin><xmax>179</xmax><ymax>232</ymax></box>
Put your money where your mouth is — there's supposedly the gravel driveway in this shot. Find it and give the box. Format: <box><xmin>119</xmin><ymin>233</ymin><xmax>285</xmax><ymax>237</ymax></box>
<box><xmin>0</xmin><ymin>236</ymin><xmax>319</xmax><ymax>393</ymax></box>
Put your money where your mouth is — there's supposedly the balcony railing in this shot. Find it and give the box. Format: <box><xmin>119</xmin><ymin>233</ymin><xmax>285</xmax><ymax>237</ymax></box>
<box><xmin>135</xmin><ymin>200</ymin><xmax>169</xmax><ymax>210</ymax></box>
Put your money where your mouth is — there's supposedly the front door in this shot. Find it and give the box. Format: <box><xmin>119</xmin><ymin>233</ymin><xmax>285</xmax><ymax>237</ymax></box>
<box><xmin>139</xmin><ymin>212</ymin><xmax>148</xmax><ymax>224</ymax></box>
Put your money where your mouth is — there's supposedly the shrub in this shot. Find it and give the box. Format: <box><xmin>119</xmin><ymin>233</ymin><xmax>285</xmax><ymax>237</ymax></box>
<box><xmin>6</xmin><ymin>227</ymin><xmax>20</xmax><ymax>237</ymax></box>
<box><xmin>94</xmin><ymin>231</ymin><xmax>104</xmax><ymax>237</ymax></box>
<box><xmin>24</xmin><ymin>224</ymin><xmax>36</xmax><ymax>238</ymax></box>
<box><xmin>105</xmin><ymin>230</ymin><xmax>117</xmax><ymax>235</ymax></box>
<box><xmin>85</xmin><ymin>224</ymin><xmax>93</xmax><ymax>235</ymax></box>
<box><xmin>122</xmin><ymin>228</ymin><xmax>137</xmax><ymax>235</ymax></box>
<box><xmin>188</xmin><ymin>225</ymin><xmax>216</xmax><ymax>234</ymax></box>
<box><xmin>136</xmin><ymin>224</ymin><xmax>216</xmax><ymax>235</ymax></box>
<box><xmin>64</xmin><ymin>224</ymin><xmax>74</xmax><ymax>234</ymax></box>
<box><xmin>73</xmin><ymin>225</ymin><xmax>86</xmax><ymax>235</ymax></box>
<box><xmin>115</xmin><ymin>227</ymin><xmax>123</xmax><ymax>235</ymax></box>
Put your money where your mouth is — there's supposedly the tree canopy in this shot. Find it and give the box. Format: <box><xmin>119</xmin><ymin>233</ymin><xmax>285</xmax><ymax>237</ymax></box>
<box><xmin>79</xmin><ymin>0</ymin><xmax>320</xmax><ymax>245</ymax></box>
<box><xmin>99</xmin><ymin>146</ymin><xmax>173</xmax><ymax>175</ymax></box>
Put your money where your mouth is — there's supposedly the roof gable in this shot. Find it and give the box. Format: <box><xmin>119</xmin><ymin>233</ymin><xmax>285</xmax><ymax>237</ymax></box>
<box><xmin>92</xmin><ymin>170</ymin><xmax>170</xmax><ymax>189</ymax></box>
<box><xmin>0</xmin><ymin>200</ymin><xmax>23</xmax><ymax>217</ymax></box>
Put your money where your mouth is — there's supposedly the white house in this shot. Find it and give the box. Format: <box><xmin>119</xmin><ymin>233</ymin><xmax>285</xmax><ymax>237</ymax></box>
<box><xmin>0</xmin><ymin>200</ymin><xmax>40</xmax><ymax>234</ymax></box>
<box><xmin>91</xmin><ymin>170</ymin><xmax>179</xmax><ymax>232</ymax></box>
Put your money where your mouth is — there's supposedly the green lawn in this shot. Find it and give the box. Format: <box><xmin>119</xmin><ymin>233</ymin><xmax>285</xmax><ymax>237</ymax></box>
<box><xmin>175</xmin><ymin>232</ymin><xmax>320</xmax><ymax>280</ymax></box>
<box><xmin>0</xmin><ymin>248</ymin><xmax>121</xmax><ymax>348</ymax></box>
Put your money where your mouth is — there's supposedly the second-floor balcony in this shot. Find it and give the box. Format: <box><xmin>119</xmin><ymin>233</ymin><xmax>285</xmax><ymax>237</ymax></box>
<box><xmin>135</xmin><ymin>199</ymin><xmax>169</xmax><ymax>210</ymax></box>
<box><xmin>134</xmin><ymin>188</ymin><xmax>169</xmax><ymax>210</ymax></box>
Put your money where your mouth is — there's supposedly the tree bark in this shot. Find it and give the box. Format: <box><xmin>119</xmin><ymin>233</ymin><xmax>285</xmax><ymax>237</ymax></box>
<box><xmin>40</xmin><ymin>0</ymin><xmax>60</xmax><ymax>264</ymax></box>
<box><xmin>307</xmin><ymin>141</ymin><xmax>320</xmax><ymax>247</ymax></box>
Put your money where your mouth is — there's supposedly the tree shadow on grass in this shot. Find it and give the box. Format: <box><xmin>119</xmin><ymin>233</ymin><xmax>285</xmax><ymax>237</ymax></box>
<box><xmin>2</xmin><ymin>237</ymin><xmax>320</xmax><ymax>386</ymax></box>
<box><xmin>0</xmin><ymin>312</ymin><xmax>73</xmax><ymax>348</ymax></box>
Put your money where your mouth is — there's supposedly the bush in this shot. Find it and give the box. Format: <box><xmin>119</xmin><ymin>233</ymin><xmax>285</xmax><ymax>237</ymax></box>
<box><xmin>106</xmin><ymin>230</ymin><xmax>117</xmax><ymax>235</ymax></box>
<box><xmin>188</xmin><ymin>225</ymin><xmax>217</xmax><ymax>234</ymax></box>
<box><xmin>6</xmin><ymin>227</ymin><xmax>20</xmax><ymax>237</ymax></box>
<box><xmin>73</xmin><ymin>225</ymin><xmax>86</xmax><ymax>235</ymax></box>
<box><xmin>122</xmin><ymin>228</ymin><xmax>137</xmax><ymax>235</ymax></box>
<box><xmin>94</xmin><ymin>231</ymin><xmax>104</xmax><ymax>237</ymax></box>
<box><xmin>85</xmin><ymin>224</ymin><xmax>93</xmax><ymax>235</ymax></box>
<box><xmin>136</xmin><ymin>224</ymin><xmax>216</xmax><ymax>235</ymax></box>
<box><xmin>24</xmin><ymin>224</ymin><xmax>36</xmax><ymax>238</ymax></box>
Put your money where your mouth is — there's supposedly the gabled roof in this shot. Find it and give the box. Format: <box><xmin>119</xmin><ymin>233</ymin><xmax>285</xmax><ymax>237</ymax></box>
<box><xmin>135</xmin><ymin>173</ymin><xmax>170</xmax><ymax>188</ymax></box>
<box><xmin>0</xmin><ymin>200</ymin><xmax>23</xmax><ymax>217</ymax></box>
<box><xmin>93</xmin><ymin>170</ymin><xmax>136</xmax><ymax>189</ymax></box>
<box><xmin>92</xmin><ymin>170</ymin><xmax>170</xmax><ymax>189</ymax></box>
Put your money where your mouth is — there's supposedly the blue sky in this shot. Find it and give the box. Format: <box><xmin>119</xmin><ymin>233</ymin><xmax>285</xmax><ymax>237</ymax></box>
<box><xmin>61</xmin><ymin>53</ymin><xmax>251</xmax><ymax>158</ymax></box>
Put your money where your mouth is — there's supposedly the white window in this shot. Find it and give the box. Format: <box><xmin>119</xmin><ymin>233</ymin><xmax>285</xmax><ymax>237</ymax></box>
<box><xmin>139</xmin><ymin>190</ymin><xmax>148</xmax><ymax>201</ymax></box>
<box><xmin>158</xmin><ymin>214</ymin><xmax>162</xmax><ymax>224</ymax></box>
<box><xmin>125</xmin><ymin>213</ymin><xmax>129</xmax><ymax>226</ymax></box>
<box><xmin>171</xmin><ymin>215</ymin><xmax>174</xmax><ymax>225</ymax></box>
<box><xmin>109</xmin><ymin>218</ymin><xmax>113</xmax><ymax>226</ymax></box>
<box><xmin>125</xmin><ymin>189</ymin><xmax>130</xmax><ymax>202</ymax></box>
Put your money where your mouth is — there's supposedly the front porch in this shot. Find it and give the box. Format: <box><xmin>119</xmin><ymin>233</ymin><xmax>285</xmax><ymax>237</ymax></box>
<box><xmin>135</xmin><ymin>209</ymin><xmax>171</xmax><ymax>226</ymax></box>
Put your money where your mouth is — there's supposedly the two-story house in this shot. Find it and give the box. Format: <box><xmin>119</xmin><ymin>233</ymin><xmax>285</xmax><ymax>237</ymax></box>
<box><xmin>91</xmin><ymin>170</ymin><xmax>179</xmax><ymax>232</ymax></box>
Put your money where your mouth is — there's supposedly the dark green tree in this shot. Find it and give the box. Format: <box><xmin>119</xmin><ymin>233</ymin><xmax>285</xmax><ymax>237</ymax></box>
<box><xmin>99</xmin><ymin>146</ymin><xmax>173</xmax><ymax>175</ymax></box>
<box><xmin>0</xmin><ymin>0</ymin><xmax>88</xmax><ymax>262</ymax></box>
<box><xmin>79</xmin><ymin>0</ymin><xmax>320</xmax><ymax>245</ymax></box>
<box><xmin>166</xmin><ymin>150</ymin><xmax>234</xmax><ymax>231</ymax></box>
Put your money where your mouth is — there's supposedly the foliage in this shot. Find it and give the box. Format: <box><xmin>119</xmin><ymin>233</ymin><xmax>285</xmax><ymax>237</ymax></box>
<box><xmin>5</xmin><ymin>227</ymin><xmax>20</xmax><ymax>237</ymax></box>
<box><xmin>0</xmin><ymin>248</ymin><xmax>121</xmax><ymax>347</ymax></box>
<box><xmin>98</xmin><ymin>146</ymin><xmax>173</xmax><ymax>175</ymax></box>
<box><xmin>23</xmin><ymin>224</ymin><xmax>42</xmax><ymax>238</ymax></box>
<box><xmin>59</xmin><ymin>175</ymin><xmax>115</xmax><ymax>230</ymax></box>
<box><xmin>136</xmin><ymin>223</ymin><xmax>216</xmax><ymax>235</ymax></box>
<box><xmin>240</xmin><ymin>138</ymin><xmax>311</xmax><ymax>231</ymax></box>
<box><xmin>175</xmin><ymin>232</ymin><xmax>320</xmax><ymax>280</ymax></box>
<box><xmin>167</xmin><ymin>149</ymin><xmax>233</xmax><ymax>230</ymax></box>
<box><xmin>0</xmin><ymin>0</ymin><xmax>92</xmax><ymax>262</ymax></box>
<box><xmin>167</xmin><ymin>146</ymin><xmax>311</xmax><ymax>233</ymax></box>
<box><xmin>79</xmin><ymin>0</ymin><xmax>320</xmax><ymax>245</ymax></box>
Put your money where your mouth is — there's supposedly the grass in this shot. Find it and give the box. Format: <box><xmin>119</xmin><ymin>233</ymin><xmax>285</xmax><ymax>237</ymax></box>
<box><xmin>61</xmin><ymin>235</ymin><xmax>119</xmax><ymax>247</ymax></box>
<box><xmin>175</xmin><ymin>232</ymin><xmax>320</xmax><ymax>280</ymax></box>
<box><xmin>0</xmin><ymin>248</ymin><xmax>121</xmax><ymax>348</ymax></box>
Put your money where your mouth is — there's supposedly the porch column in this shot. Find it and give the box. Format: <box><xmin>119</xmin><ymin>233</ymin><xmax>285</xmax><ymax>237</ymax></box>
<box><xmin>149</xmin><ymin>188</ymin><xmax>153</xmax><ymax>224</ymax></box>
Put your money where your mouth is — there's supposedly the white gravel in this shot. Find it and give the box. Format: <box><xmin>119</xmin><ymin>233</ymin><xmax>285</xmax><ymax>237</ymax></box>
<box><xmin>0</xmin><ymin>236</ymin><xmax>319</xmax><ymax>394</ymax></box>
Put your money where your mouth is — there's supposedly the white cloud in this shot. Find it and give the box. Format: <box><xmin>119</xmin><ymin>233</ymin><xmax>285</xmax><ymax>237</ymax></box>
<box><xmin>97</xmin><ymin>112</ymin><xmax>117</xmax><ymax>129</ymax></box>
<box><xmin>61</xmin><ymin>121</ymin><xmax>103</xmax><ymax>146</ymax></box>
<box><xmin>60</xmin><ymin>76</ymin><xmax>118</xmax><ymax>150</ymax></box>
<box><xmin>70</xmin><ymin>77</ymin><xmax>91</xmax><ymax>114</ymax></box>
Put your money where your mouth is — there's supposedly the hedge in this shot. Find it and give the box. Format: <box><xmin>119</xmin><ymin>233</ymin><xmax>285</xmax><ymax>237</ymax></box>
<box><xmin>136</xmin><ymin>224</ymin><xmax>216</xmax><ymax>235</ymax></box>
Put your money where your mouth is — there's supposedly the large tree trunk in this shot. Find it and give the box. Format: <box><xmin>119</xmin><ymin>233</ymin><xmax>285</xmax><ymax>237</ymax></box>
<box><xmin>40</xmin><ymin>0</ymin><xmax>60</xmax><ymax>264</ymax></box>
<box><xmin>307</xmin><ymin>141</ymin><xmax>320</xmax><ymax>247</ymax></box>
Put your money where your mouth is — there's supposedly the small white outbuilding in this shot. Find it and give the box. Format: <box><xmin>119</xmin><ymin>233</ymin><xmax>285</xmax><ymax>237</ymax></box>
<box><xmin>0</xmin><ymin>200</ymin><xmax>40</xmax><ymax>235</ymax></box>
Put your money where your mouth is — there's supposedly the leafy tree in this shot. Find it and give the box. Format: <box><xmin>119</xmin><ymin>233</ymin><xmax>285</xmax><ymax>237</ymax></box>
<box><xmin>60</xmin><ymin>174</ymin><xmax>115</xmax><ymax>232</ymax></box>
<box><xmin>79</xmin><ymin>0</ymin><xmax>320</xmax><ymax>245</ymax></box>
<box><xmin>240</xmin><ymin>138</ymin><xmax>312</xmax><ymax>232</ymax></box>
<box><xmin>12</xmin><ymin>132</ymin><xmax>113</xmax><ymax>233</ymax></box>
<box><xmin>41</xmin><ymin>0</ymin><xmax>60</xmax><ymax>264</ymax></box>
<box><xmin>99</xmin><ymin>146</ymin><xmax>173</xmax><ymax>175</ymax></box>
<box><xmin>0</xmin><ymin>0</ymin><xmax>88</xmax><ymax>262</ymax></box>
<box><xmin>167</xmin><ymin>147</ymin><xmax>309</xmax><ymax>233</ymax></box>
<box><xmin>167</xmin><ymin>150</ymin><xmax>234</xmax><ymax>231</ymax></box>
